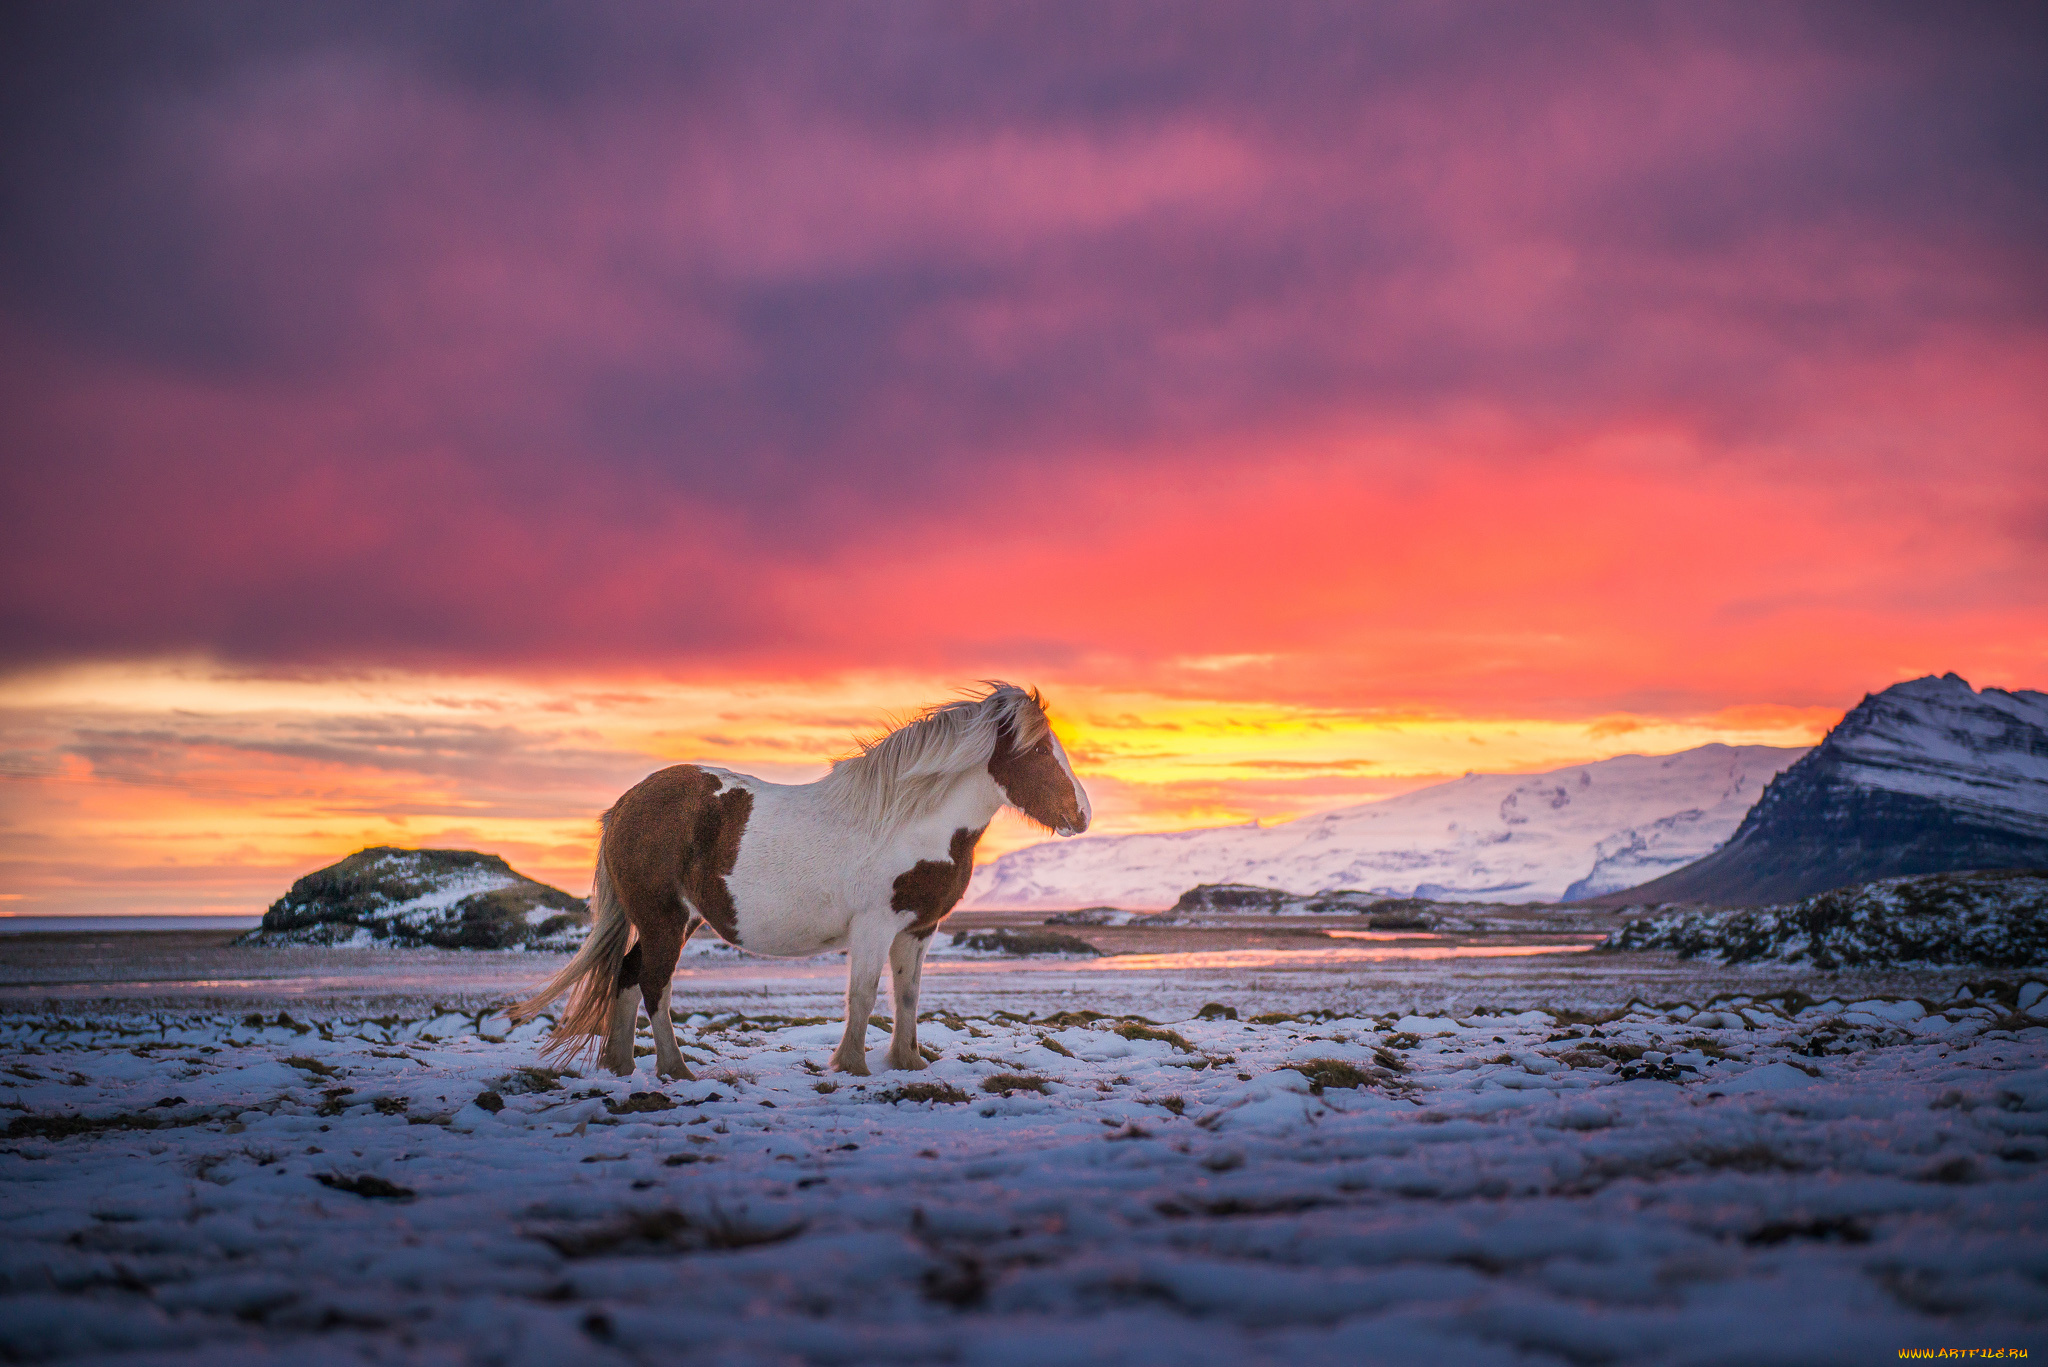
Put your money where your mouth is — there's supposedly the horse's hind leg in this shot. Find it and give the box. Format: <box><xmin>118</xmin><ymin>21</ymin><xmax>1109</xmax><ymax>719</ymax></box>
<box><xmin>639</xmin><ymin>914</ymin><xmax>695</xmax><ymax>1081</ymax></box>
<box><xmin>886</xmin><ymin>931</ymin><xmax>931</xmax><ymax>1071</ymax></box>
<box><xmin>603</xmin><ymin>942</ymin><xmax>644</xmax><ymax>1077</ymax></box>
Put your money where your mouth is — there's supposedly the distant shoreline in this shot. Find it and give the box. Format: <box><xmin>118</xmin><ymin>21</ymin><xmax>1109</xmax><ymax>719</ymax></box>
<box><xmin>0</xmin><ymin>915</ymin><xmax>264</xmax><ymax>935</ymax></box>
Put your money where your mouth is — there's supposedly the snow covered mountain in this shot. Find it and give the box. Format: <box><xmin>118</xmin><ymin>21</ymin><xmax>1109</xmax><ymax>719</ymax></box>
<box><xmin>967</xmin><ymin>743</ymin><xmax>1807</xmax><ymax>908</ymax></box>
<box><xmin>1599</xmin><ymin>675</ymin><xmax>2048</xmax><ymax>906</ymax></box>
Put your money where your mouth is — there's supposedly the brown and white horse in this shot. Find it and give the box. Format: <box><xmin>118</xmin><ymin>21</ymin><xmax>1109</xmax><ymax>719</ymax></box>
<box><xmin>512</xmin><ymin>683</ymin><xmax>1089</xmax><ymax>1078</ymax></box>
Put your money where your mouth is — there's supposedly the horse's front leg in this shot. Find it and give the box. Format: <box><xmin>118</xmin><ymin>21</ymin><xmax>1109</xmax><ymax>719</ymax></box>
<box><xmin>830</xmin><ymin>920</ymin><xmax>891</xmax><ymax>1076</ymax></box>
<box><xmin>886</xmin><ymin>931</ymin><xmax>931</xmax><ymax>1071</ymax></box>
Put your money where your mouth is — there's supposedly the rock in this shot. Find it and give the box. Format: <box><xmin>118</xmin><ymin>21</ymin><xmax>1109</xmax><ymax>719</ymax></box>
<box><xmin>1045</xmin><ymin>906</ymin><xmax>1147</xmax><ymax>926</ymax></box>
<box><xmin>1604</xmin><ymin>868</ymin><xmax>2048</xmax><ymax>968</ymax></box>
<box><xmin>1156</xmin><ymin>885</ymin><xmax>1440</xmax><ymax>927</ymax></box>
<box><xmin>233</xmin><ymin>847</ymin><xmax>588</xmax><ymax>951</ymax></box>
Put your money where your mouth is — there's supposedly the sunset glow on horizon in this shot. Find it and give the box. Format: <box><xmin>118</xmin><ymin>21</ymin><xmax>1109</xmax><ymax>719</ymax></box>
<box><xmin>2</xmin><ymin>5</ymin><xmax>2042</xmax><ymax>917</ymax></box>
<box><xmin>0</xmin><ymin>658</ymin><xmax>1908</xmax><ymax>918</ymax></box>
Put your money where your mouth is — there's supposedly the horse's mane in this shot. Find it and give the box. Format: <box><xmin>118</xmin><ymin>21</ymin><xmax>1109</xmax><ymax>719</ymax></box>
<box><xmin>822</xmin><ymin>681</ymin><xmax>1051</xmax><ymax>832</ymax></box>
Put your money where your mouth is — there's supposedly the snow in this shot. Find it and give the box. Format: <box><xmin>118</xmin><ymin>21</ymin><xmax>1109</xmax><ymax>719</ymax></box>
<box><xmin>381</xmin><ymin>867</ymin><xmax>527</xmax><ymax>924</ymax></box>
<box><xmin>5</xmin><ymin>948</ymin><xmax>2046</xmax><ymax>1363</ymax></box>
<box><xmin>1825</xmin><ymin>674</ymin><xmax>2048</xmax><ymax>829</ymax></box>
<box><xmin>970</xmin><ymin>744</ymin><xmax>1807</xmax><ymax>908</ymax></box>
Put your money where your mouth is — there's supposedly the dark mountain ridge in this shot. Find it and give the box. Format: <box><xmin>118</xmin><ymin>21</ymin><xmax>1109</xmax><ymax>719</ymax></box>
<box><xmin>1593</xmin><ymin>674</ymin><xmax>2048</xmax><ymax>907</ymax></box>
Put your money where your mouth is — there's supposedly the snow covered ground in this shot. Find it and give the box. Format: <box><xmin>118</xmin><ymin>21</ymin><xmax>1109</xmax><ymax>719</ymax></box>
<box><xmin>968</xmin><ymin>744</ymin><xmax>1805</xmax><ymax>908</ymax></box>
<box><xmin>4</xmin><ymin>945</ymin><xmax>2046</xmax><ymax>1365</ymax></box>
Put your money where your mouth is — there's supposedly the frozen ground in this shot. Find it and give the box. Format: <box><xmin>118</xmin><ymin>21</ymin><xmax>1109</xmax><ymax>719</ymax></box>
<box><xmin>3</xmin><ymin>937</ymin><xmax>2046</xmax><ymax>1365</ymax></box>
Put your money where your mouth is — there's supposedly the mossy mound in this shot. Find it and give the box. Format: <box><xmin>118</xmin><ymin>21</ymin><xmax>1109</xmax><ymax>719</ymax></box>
<box><xmin>234</xmin><ymin>847</ymin><xmax>588</xmax><ymax>951</ymax></box>
<box><xmin>1604</xmin><ymin>868</ymin><xmax>2047</xmax><ymax>968</ymax></box>
<box><xmin>949</xmin><ymin>927</ymin><xmax>1101</xmax><ymax>957</ymax></box>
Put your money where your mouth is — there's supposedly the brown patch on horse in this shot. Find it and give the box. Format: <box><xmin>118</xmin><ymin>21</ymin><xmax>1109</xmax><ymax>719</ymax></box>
<box><xmin>891</xmin><ymin>825</ymin><xmax>985</xmax><ymax>938</ymax></box>
<box><xmin>988</xmin><ymin>725</ymin><xmax>1086</xmax><ymax>832</ymax></box>
<box><xmin>603</xmin><ymin>766</ymin><xmax>753</xmax><ymax>945</ymax></box>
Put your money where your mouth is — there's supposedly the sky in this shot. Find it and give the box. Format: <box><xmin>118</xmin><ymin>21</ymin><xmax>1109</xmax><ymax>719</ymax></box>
<box><xmin>2</xmin><ymin>3</ymin><xmax>2044</xmax><ymax>916</ymax></box>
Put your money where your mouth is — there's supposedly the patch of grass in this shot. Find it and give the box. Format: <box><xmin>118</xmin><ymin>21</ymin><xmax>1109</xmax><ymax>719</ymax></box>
<box><xmin>813</xmin><ymin>1080</ymin><xmax>838</xmax><ymax>1094</ymax></box>
<box><xmin>1114</xmin><ymin>1023</ymin><xmax>1195</xmax><ymax>1053</ymax></box>
<box><xmin>1038</xmin><ymin>1036</ymin><xmax>1076</xmax><ymax>1058</ymax></box>
<box><xmin>1743</xmin><ymin>1216</ymin><xmax>1869</xmax><ymax>1247</ymax></box>
<box><xmin>5</xmin><ymin>1112</ymin><xmax>166</xmax><ymax>1141</ymax></box>
<box><xmin>698</xmin><ymin>1014</ymin><xmax>830</xmax><ymax>1034</ymax></box>
<box><xmin>1384</xmin><ymin>1032</ymin><xmax>1421</xmax><ymax>1049</ymax></box>
<box><xmin>315</xmin><ymin>1173</ymin><xmax>414</xmax><ymax>1200</ymax></box>
<box><xmin>1039</xmin><ymin>1010</ymin><xmax>1112</xmax><ymax>1028</ymax></box>
<box><xmin>1149</xmin><ymin>1095</ymin><xmax>1186</xmax><ymax>1116</ymax></box>
<box><xmin>878</xmin><ymin>1082</ymin><xmax>971</xmax><ymax>1105</ymax></box>
<box><xmin>980</xmin><ymin>1074</ymin><xmax>1049</xmax><ymax>1096</ymax></box>
<box><xmin>473</xmin><ymin>1090</ymin><xmax>505</xmax><ymax>1114</ymax></box>
<box><xmin>1580</xmin><ymin>1041</ymin><xmax>1647</xmax><ymax>1063</ymax></box>
<box><xmin>1155</xmin><ymin>1193</ymin><xmax>1337</xmax><ymax>1219</ymax></box>
<box><xmin>531</xmin><ymin>1207</ymin><xmax>803</xmax><ymax>1258</ymax></box>
<box><xmin>1195</xmin><ymin>1003</ymin><xmax>1239</xmax><ymax>1020</ymax></box>
<box><xmin>921</xmin><ymin>1253</ymin><xmax>988</xmax><ymax>1307</ymax></box>
<box><xmin>282</xmin><ymin>1055</ymin><xmax>337</xmax><ymax>1077</ymax></box>
<box><xmin>1284</xmin><ymin>1058</ymin><xmax>1379</xmax><ymax>1095</ymax></box>
<box><xmin>605</xmin><ymin>1092</ymin><xmax>675</xmax><ymax>1115</ymax></box>
<box><xmin>372</xmin><ymin>1097</ymin><xmax>410</xmax><ymax>1115</ymax></box>
<box><xmin>1249</xmin><ymin>1012</ymin><xmax>1299</xmax><ymax>1026</ymax></box>
<box><xmin>1549</xmin><ymin>1007</ymin><xmax>1633</xmax><ymax>1027</ymax></box>
<box><xmin>1919</xmin><ymin>1155</ymin><xmax>1978</xmax><ymax>1185</ymax></box>
<box><xmin>493</xmin><ymin>1067</ymin><xmax>567</xmax><ymax>1095</ymax></box>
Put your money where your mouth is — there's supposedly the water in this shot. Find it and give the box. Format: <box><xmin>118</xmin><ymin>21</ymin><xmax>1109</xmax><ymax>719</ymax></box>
<box><xmin>0</xmin><ymin>915</ymin><xmax>263</xmax><ymax>935</ymax></box>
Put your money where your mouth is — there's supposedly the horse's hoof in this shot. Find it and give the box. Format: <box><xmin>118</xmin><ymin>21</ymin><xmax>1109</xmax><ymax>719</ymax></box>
<box><xmin>829</xmin><ymin>1053</ymin><xmax>871</xmax><ymax>1077</ymax></box>
<box><xmin>658</xmin><ymin>1064</ymin><xmax>695</xmax><ymax>1082</ymax></box>
<box><xmin>888</xmin><ymin>1052</ymin><xmax>928</xmax><ymax>1072</ymax></box>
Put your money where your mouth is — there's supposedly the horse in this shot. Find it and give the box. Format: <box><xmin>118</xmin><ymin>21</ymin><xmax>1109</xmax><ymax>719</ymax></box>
<box><xmin>511</xmin><ymin>682</ymin><xmax>1090</xmax><ymax>1079</ymax></box>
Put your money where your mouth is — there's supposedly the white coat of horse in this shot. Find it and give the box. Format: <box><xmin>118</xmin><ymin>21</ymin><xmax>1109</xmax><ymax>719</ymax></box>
<box><xmin>512</xmin><ymin>683</ymin><xmax>1089</xmax><ymax>1077</ymax></box>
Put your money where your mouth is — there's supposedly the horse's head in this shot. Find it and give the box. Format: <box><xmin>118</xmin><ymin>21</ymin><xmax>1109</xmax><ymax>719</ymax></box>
<box><xmin>988</xmin><ymin>712</ymin><xmax>1091</xmax><ymax>836</ymax></box>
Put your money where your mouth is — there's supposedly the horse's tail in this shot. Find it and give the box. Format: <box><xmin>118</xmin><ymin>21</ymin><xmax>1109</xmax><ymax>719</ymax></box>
<box><xmin>511</xmin><ymin>846</ymin><xmax>631</xmax><ymax>1067</ymax></box>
